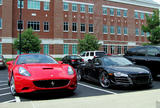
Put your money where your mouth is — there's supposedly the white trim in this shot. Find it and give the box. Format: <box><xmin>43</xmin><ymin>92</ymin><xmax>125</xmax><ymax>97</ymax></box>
<box><xmin>0</xmin><ymin>18</ymin><xmax>2</xmax><ymax>29</ymax></box>
<box><xmin>63</xmin><ymin>0</ymin><xmax>94</xmax><ymax>6</ymax></box>
<box><xmin>102</xmin><ymin>5</ymin><xmax>128</xmax><ymax>10</ymax></box>
<box><xmin>105</xmin><ymin>0</ymin><xmax>160</xmax><ymax>9</ymax></box>
<box><xmin>134</xmin><ymin>10</ymin><xmax>153</xmax><ymax>14</ymax></box>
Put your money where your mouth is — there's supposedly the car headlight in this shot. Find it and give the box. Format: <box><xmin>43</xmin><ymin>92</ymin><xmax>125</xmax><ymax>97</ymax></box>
<box><xmin>68</xmin><ymin>66</ymin><xmax>74</xmax><ymax>75</ymax></box>
<box><xmin>114</xmin><ymin>72</ymin><xmax>128</xmax><ymax>77</ymax></box>
<box><xmin>19</xmin><ymin>67</ymin><xmax>31</xmax><ymax>76</ymax></box>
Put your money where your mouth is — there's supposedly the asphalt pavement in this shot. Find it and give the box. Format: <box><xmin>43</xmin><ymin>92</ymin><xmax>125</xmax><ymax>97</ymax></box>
<box><xmin>0</xmin><ymin>68</ymin><xmax>160</xmax><ymax>106</ymax></box>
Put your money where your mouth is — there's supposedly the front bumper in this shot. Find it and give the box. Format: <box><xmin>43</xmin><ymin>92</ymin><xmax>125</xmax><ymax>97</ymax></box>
<box><xmin>110</xmin><ymin>74</ymin><xmax>152</xmax><ymax>87</ymax></box>
<box><xmin>14</xmin><ymin>75</ymin><xmax>77</xmax><ymax>94</ymax></box>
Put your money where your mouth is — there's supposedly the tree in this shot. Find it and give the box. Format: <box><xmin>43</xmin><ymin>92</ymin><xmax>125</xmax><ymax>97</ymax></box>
<box><xmin>142</xmin><ymin>10</ymin><xmax>160</xmax><ymax>45</ymax></box>
<box><xmin>14</xmin><ymin>28</ymin><xmax>41</xmax><ymax>53</ymax></box>
<box><xmin>78</xmin><ymin>34</ymin><xmax>101</xmax><ymax>53</ymax></box>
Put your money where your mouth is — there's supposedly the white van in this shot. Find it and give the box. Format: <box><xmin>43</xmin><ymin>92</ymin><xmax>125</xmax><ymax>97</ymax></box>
<box><xmin>80</xmin><ymin>51</ymin><xmax>105</xmax><ymax>62</ymax></box>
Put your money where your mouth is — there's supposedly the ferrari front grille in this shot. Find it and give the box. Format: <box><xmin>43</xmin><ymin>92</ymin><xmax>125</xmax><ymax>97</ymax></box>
<box><xmin>33</xmin><ymin>80</ymin><xmax>70</xmax><ymax>88</ymax></box>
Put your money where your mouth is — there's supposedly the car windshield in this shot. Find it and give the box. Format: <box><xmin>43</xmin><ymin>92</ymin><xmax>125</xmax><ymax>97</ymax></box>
<box><xmin>17</xmin><ymin>54</ymin><xmax>58</xmax><ymax>64</ymax></box>
<box><xmin>70</xmin><ymin>56</ymin><xmax>81</xmax><ymax>59</ymax></box>
<box><xmin>96</xmin><ymin>52</ymin><xmax>105</xmax><ymax>57</ymax></box>
<box><xmin>103</xmin><ymin>57</ymin><xmax>133</xmax><ymax>66</ymax></box>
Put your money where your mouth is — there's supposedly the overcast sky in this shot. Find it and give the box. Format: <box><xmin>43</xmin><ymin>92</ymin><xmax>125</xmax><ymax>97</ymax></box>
<box><xmin>153</xmin><ymin>0</ymin><xmax>160</xmax><ymax>4</ymax></box>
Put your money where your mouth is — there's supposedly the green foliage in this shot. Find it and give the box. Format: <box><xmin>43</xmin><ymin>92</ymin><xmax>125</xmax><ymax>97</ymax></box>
<box><xmin>142</xmin><ymin>10</ymin><xmax>160</xmax><ymax>44</ymax></box>
<box><xmin>14</xmin><ymin>28</ymin><xmax>41</xmax><ymax>53</ymax></box>
<box><xmin>78</xmin><ymin>34</ymin><xmax>101</xmax><ymax>53</ymax></box>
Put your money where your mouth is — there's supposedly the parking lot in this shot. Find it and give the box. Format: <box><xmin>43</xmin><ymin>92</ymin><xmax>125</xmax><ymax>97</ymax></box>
<box><xmin>0</xmin><ymin>68</ymin><xmax>160</xmax><ymax>103</ymax></box>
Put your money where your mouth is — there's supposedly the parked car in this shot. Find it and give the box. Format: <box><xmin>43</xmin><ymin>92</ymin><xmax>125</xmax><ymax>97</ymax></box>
<box><xmin>0</xmin><ymin>55</ymin><xmax>6</xmax><ymax>68</ymax></box>
<box><xmin>6</xmin><ymin>54</ymin><xmax>77</xmax><ymax>96</ymax></box>
<box><xmin>124</xmin><ymin>45</ymin><xmax>160</xmax><ymax>79</ymax></box>
<box><xmin>80</xmin><ymin>51</ymin><xmax>106</xmax><ymax>62</ymax></box>
<box><xmin>62</xmin><ymin>55</ymin><xmax>84</xmax><ymax>68</ymax></box>
<box><xmin>77</xmin><ymin>56</ymin><xmax>152</xmax><ymax>88</ymax></box>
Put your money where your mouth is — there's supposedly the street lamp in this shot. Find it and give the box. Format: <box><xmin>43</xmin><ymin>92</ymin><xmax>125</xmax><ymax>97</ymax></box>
<box><xmin>19</xmin><ymin>0</ymin><xmax>22</xmax><ymax>54</ymax></box>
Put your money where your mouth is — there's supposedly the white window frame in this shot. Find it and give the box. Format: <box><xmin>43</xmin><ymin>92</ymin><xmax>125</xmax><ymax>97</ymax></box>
<box><xmin>124</xmin><ymin>27</ymin><xmax>128</xmax><ymax>35</ymax></box>
<box><xmin>80</xmin><ymin>23</ymin><xmax>86</xmax><ymax>33</ymax></box>
<box><xmin>64</xmin><ymin>22</ymin><xmax>69</xmax><ymax>32</ymax></box>
<box><xmin>43</xmin><ymin>22</ymin><xmax>49</xmax><ymax>32</ymax></box>
<box><xmin>0</xmin><ymin>18</ymin><xmax>2</xmax><ymax>29</ymax></box>
<box><xmin>44</xmin><ymin>2</ymin><xmax>49</xmax><ymax>11</ymax></box>
<box><xmin>72</xmin><ymin>22</ymin><xmax>77</xmax><ymax>32</ymax></box>
<box><xmin>72</xmin><ymin>3</ymin><xmax>77</xmax><ymax>12</ymax></box>
<box><xmin>103</xmin><ymin>25</ymin><xmax>108</xmax><ymax>34</ymax></box>
<box><xmin>88</xmin><ymin>5</ymin><xmax>93</xmax><ymax>14</ymax></box>
<box><xmin>117</xmin><ymin>26</ymin><xmax>121</xmax><ymax>35</ymax></box>
<box><xmin>89</xmin><ymin>24</ymin><xmax>94</xmax><ymax>33</ymax></box>
<box><xmin>80</xmin><ymin>4</ymin><xmax>85</xmax><ymax>13</ymax></box>
<box><xmin>63</xmin><ymin>2</ymin><xmax>69</xmax><ymax>11</ymax></box>
<box><xmin>0</xmin><ymin>0</ymin><xmax>3</xmax><ymax>5</ymax></box>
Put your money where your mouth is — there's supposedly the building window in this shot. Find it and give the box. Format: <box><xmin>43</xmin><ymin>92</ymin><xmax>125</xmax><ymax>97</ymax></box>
<box><xmin>64</xmin><ymin>22</ymin><xmax>68</xmax><ymax>32</ymax></box>
<box><xmin>146</xmin><ymin>32</ymin><xmax>150</xmax><ymax>37</ymax></box>
<box><xmin>111</xmin><ymin>45</ymin><xmax>115</xmax><ymax>54</ymax></box>
<box><xmin>72</xmin><ymin>22</ymin><xmax>77</xmax><ymax>32</ymax></box>
<box><xmin>28</xmin><ymin>0</ymin><xmax>40</xmax><ymax>10</ymax></box>
<box><xmin>0</xmin><ymin>0</ymin><xmax>2</xmax><ymax>5</ymax></box>
<box><xmin>64</xmin><ymin>44</ymin><xmax>69</xmax><ymax>54</ymax></box>
<box><xmin>80</xmin><ymin>4</ymin><xmax>85</xmax><ymax>13</ymax></box>
<box><xmin>110</xmin><ymin>26</ymin><xmax>115</xmax><ymax>34</ymax></box>
<box><xmin>141</xmin><ymin>29</ymin><xmax>144</xmax><ymax>36</ymax></box>
<box><xmin>72</xmin><ymin>3</ymin><xmax>77</xmax><ymax>12</ymax></box>
<box><xmin>17</xmin><ymin>20</ymin><xmax>23</xmax><ymax>30</ymax></box>
<box><xmin>117</xmin><ymin>46</ymin><xmax>121</xmax><ymax>54</ymax></box>
<box><xmin>117</xmin><ymin>26</ymin><xmax>121</xmax><ymax>35</ymax></box>
<box><xmin>0</xmin><ymin>18</ymin><xmax>2</xmax><ymax>29</ymax></box>
<box><xmin>103</xmin><ymin>25</ymin><xmax>108</xmax><ymax>34</ymax></box>
<box><xmin>72</xmin><ymin>45</ymin><xmax>77</xmax><ymax>54</ymax></box>
<box><xmin>104</xmin><ymin>45</ymin><xmax>108</xmax><ymax>54</ymax></box>
<box><xmin>124</xmin><ymin>46</ymin><xmax>128</xmax><ymax>53</ymax></box>
<box><xmin>18</xmin><ymin>0</ymin><xmax>24</xmax><ymax>8</ymax></box>
<box><xmin>103</xmin><ymin>7</ymin><xmax>107</xmax><ymax>15</ymax></box>
<box><xmin>44</xmin><ymin>22</ymin><xmax>49</xmax><ymax>32</ymax></box>
<box><xmin>134</xmin><ymin>12</ymin><xmax>139</xmax><ymax>19</ymax></box>
<box><xmin>63</xmin><ymin>2</ymin><xmax>69</xmax><ymax>11</ymax></box>
<box><xmin>0</xmin><ymin>43</ymin><xmax>2</xmax><ymax>54</ymax></box>
<box><xmin>88</xmin><ymin>5</ymin><xmax>93</xmax><ymax>13</ymax></box>
<box><xmin>140</xmin><ymin>13</ymin><xmax>144</xmax><ymax>20</ymax></box>
<box><xmin>110</xmin><ymin>8</ymin><xmax>114</xmax><ymax>16</ymax></box>
<box><xmin>135</xmin><ymin>28</ymin><xmax>139</xmax><ymax>36</ymax></box>
<box><xmin>81</xmin><ymin>24</ymin><xmax>85</xmax><ymax>32</ymax></box>
<box><xmin>28</xmin><ymin>21</ymin><xmax>40</xmax><ymax>31</ymax></box>
<box><xmin>44</xmin><ymin>44</ymin><xmax>49</xmax><ymax>55</ymax></box>
<box><xmin>117</xmin><ymin>9</ymin><xmax>121</xmax><ymax>16</ymax></box>
<box><xmin>44</xmin><ymin>2</ymin><xmax>49</xmax><ymax>11</ymax></box>
<box><xmin>123</xmin><ymin>10</ymin><xmax>127</xmax><ymax>17</ymax></box>
<box><xmin>89</xmin><ymin>24</ymin><xmax>93</xmax><ymax>33</ymax></box>
<box><xmin>124</xmin><ymin>27</ymin><xmax>128</xmax><ymax>35</ymax></box>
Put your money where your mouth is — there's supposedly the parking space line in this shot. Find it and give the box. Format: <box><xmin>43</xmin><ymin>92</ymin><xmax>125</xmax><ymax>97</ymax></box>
<box><xmin>0</xmin><ymin>92</ymin><xmax>11</xmax><ymax>97</ymax></box>
<box><xmin>78</xmin><ymin>83</ymin><xmax>117</xmax><ymax>95</ymax></box>
<box><xmin>0</xmin><ymin>87</ymin><xmax>10</xmax><ymax>91</ymax></box>
<box><xmin>15</xmin><ymin>96</ymin><xmax>21</xmax><ymax>102</ymax></box>
<box><xmin>0</xmin><ymin>84</ymin><xmax>8</xmax><ymax>87</ymax></box>
<box><xmin>2</xmin><ymin>99</ymin><xmax>15</xmax><ymax>104</ymax></box>
<box><xmin>0</xmin><ymin>81</ymin><xmax>8</xmax><ymax>83</ymax></box>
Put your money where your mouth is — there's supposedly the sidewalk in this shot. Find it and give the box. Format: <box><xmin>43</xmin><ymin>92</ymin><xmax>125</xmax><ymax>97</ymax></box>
<box><xmin>0</xmin><ymin>89</ymin><xmax>160</xmax><ymax>108</ymax></box>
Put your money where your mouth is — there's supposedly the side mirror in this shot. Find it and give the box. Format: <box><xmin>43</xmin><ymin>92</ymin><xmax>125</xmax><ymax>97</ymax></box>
<box><xmin>58</xmin><ymin>61</ymin><xmax>63</xmax><ymax>64</ymax></box>
<box><xmin>6</xmin><ymin>61</ymin><xmax>13</xmax><ymax>65</ymax></box>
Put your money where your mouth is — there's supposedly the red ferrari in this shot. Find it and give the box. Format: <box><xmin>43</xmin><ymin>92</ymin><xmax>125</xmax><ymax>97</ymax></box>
<box><xmin>7</xmin><ymin>54</ymin><xmax>77</xmax><ymax>96</ymax></box>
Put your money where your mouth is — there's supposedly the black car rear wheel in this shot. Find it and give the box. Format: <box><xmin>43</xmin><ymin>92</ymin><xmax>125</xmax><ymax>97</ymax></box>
<box><xmin>77</xmin><ymin>69</ymin><xmax>83</xmax><ymax>81</ymax></box>
<box><xmin>99</xmin><ymin>72</ymin><xmax>110</xmax><ymax>88</ymax></box>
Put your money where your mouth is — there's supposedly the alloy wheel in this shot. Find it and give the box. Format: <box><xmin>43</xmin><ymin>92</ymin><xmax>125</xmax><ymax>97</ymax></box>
<box><xmin>99</xmin><ymin>72</ymin><xmax>110</xmax><ymax>88</ymax></box>
<box><xmin>10</xmin><ymin>76</ymin><xmax>17</xmax><ymax>96</ymax></box>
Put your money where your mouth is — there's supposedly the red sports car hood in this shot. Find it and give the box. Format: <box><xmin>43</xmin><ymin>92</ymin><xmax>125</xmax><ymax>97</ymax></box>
<box><xmin>21</xmin><ymin>64</ymin><xmax>71</xmax><ymax>80</ymax></box>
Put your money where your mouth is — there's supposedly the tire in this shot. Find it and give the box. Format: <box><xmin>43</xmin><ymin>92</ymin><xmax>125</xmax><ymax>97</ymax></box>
<box><xmin>77</xmin><ymin>69</ymin><xmax>83</xmax><ymax>81</ymax></box>
<box><xmin>10</xmin><ymin>75</ymin><xmax>18</xmax><ymax>96</ymax></box>
<box><xmin>99</xmin><ymin>72</ymin><xmax>111</xmax><ymax>88</ymax></box>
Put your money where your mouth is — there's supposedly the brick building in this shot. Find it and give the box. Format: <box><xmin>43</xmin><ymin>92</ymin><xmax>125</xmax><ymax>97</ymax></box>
<box><xmin>0</xmin><ymin>0</ymin><xmax>159</xmax><ymax>58</ymax></box>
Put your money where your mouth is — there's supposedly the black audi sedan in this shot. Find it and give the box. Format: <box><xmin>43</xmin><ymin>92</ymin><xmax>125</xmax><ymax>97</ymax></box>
<box><xmin>62</xmin><ymin>55</ymin><xmax>84</xmax><ymax>68</ymax></box>
<box><xmin>77</xmin><ymin>56</ymin><xmax>152</xmax><ymax>88</ymax></box>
